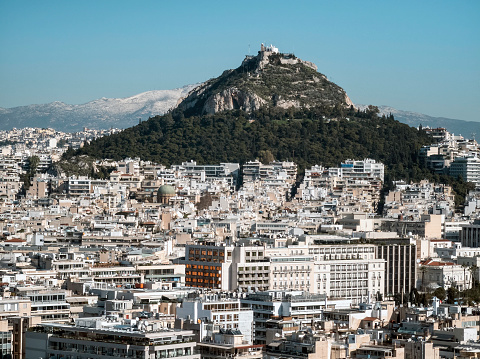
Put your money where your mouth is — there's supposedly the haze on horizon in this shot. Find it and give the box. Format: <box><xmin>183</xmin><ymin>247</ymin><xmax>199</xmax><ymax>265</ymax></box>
<box><xmin>0</xmin><ymin>1</ymin><xmax>479</xmax><ymax>123</ymax></box>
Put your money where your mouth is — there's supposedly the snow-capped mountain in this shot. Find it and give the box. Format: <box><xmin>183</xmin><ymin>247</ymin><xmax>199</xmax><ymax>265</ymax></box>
<box><xmin>356</xmin><ymin>104</ymin><xmax>479</xmax><ymax>139</ymax></box>
<box><xmin>0</xmin><ymin>84</ymin><xmax>196</xmax><ymax>132</ymax></box>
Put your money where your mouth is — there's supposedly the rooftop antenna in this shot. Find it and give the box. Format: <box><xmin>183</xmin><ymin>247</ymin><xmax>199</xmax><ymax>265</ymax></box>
<box><xmin>248</xmin><ymin>44</ymin><xmax>250</xmax><ymax>55</ymax></box>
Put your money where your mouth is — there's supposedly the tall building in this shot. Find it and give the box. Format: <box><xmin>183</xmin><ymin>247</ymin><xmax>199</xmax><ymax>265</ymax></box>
<box><xmin>184</xmin><ymin>243</ymin><xmax>234</xmax><ymax>290</ymax></box>
<box><xmin>305</xmin><ymin>240</ymin><xmax>386</xmax><ymax>303</ymax></box>
<box><xmin>184</xmin><ymin>242</ymin><xmax>270</xmax><ymax>292</ymax></box>
<box><xmin>375</xmin><ymin>239</ymin><xmax>417</xmax><ymax>299</ymax></box>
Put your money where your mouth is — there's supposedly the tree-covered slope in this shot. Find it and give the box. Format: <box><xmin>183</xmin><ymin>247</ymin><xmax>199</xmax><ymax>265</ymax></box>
<box><xmin>71</xmin><ymin>105</ymin><xmax>434</xmax><ymax>183</ymax></box>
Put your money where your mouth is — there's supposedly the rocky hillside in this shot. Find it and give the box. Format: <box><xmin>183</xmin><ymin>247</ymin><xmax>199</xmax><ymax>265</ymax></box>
<box><xmin>176</xmin><ymin>46</ymin><xmax>354</xmax><ymax>116</ymax></box>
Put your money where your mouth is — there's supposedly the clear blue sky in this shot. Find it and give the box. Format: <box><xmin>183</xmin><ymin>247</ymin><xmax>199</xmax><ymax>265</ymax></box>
<box><xmin>1</xmin><ymin>1</ymin><xmax>479</xmax><ymax>122</ymax></box>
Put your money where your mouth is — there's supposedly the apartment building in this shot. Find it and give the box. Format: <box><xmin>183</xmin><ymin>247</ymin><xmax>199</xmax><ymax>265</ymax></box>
<box><xmin>449</xmin><ymin>155</ymin><xmax>480</xmax><ymax>186</ymax></box>
<box><xmin>67</xmin><ymin>176</ymin><xmax>91</xmax><ymax>195</ymax></box>
<box><xmin>184</xmin><ymin>243</ymin><xmax>233</xmax><ymax>290</ymax></box>
<box><xmin>18</xmin><ymin>289</ymin><xmax>70</xmax><ymax>323</ymax></box>
<box><xmin>242</xmin><ymin>160</ymin><xmax>297</xmax><ymax>184</ymax></box>
<box><xmin>26</xmin><ymin>319</ymin><xmax>200</xmax><ymax>359</ymax></box>
<box><xmin>240</xmin><ymin>290</ymin><xmax>351</xmax><ymax>345</ymax></box>
<box><xmin>136</xmin><ymin>264</ymin><xmax>185</xmax><ymax>286</ymax></box>
<box><xmin>198</xmin><ymin>328</ymin><xmax>263</xmax><ymax>359</ymax></box>
<box><xmin>306</xmin><ymin>241</ymin><xmax>385</xmax><ymax>303</ymax></box>
<box><xmin>176</xmin><ymin>295</ymin><xmax>254</xmax><ymax>343</ymax></box>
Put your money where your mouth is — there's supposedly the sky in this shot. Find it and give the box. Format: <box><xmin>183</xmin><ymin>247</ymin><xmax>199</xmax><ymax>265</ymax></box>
<box><xmin>0</xmin><ymin>1</ymin><xmax>479</xmax><ymax>122</ymax></box>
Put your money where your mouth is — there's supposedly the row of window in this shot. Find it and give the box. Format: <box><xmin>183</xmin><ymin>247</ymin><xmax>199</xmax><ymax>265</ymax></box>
<box><xmin>309</xmin><ymin>247</ymin><xmax>374</xmax><ymax>254</ymax></box>
<box><xmin>186</xmin><ymin>271</ymin><xmax>221</xmax><ymax>277</ymax></box>
<box><xmin>186</xmin><ymin>264</ymin><xmax>221</xmax><ymax>270</ymax></box>
<box><xmin>238</xmin><ymin>266</ymin><xmax>269</xmax><ymax>271</ymax></box>
<box><xmin>212</xmin><ymin>314</ymin><xmax>239</xmax><ymax>321</ymax></box>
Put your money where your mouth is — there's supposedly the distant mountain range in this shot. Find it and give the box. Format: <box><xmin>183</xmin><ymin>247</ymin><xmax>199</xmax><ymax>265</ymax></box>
<box><xmin>0</xmin><ymin>85</ymin><xmax>477</xmax><ymax>137</ymax></box>
<box><xmin>0</xmin><ymin>85</ymin><xmax>196</xmax><ymax>132</ymax></box>
<box><xmin>356</xmin><ymin>105</ymin><xmax>479</xmax><ymax>139</ymax></box>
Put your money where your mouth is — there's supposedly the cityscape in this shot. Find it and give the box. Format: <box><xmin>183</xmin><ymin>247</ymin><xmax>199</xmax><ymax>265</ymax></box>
<box><xmin>1</xmin><ymin>2</ymin><xmax>479</xmax><ymax>359</ymax></box>
<box><xmin>0</xmin><ymin>122</ymin><xmax>478</xmax><ymax>358</ymax></box>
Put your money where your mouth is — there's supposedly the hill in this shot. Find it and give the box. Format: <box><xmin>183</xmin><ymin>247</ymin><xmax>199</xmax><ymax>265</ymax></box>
<box><xmin>70</xmin><ymin>46</ymin><xmax>435</xmax><ymax>182</ymax></box>
<box><xmin>176</xmin><ymin>44</ymin><xmax>354</xmax><ymax>116</ymax></box>
<box><xmin>66</xmin><ymin>45</ymin><xmax>477</xmax><ymax>207</ymax></box>
<box><xmin>73</xmin><ymin>105</ymin><xmax>433</xmax><ymax>183</ymax></box>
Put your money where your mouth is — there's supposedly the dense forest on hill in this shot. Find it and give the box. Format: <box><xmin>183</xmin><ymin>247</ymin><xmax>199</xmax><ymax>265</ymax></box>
<box><xmin>69</xmin><ymin>105</ymin><xmax>430</xmax><ymax>180</ymax></box>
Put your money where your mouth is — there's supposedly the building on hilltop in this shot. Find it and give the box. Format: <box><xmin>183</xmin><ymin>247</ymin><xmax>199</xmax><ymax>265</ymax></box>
<box><xmin>260</xmin><ymin>43</ymin><xmax>279</xmax><ymax>54</ymax></box>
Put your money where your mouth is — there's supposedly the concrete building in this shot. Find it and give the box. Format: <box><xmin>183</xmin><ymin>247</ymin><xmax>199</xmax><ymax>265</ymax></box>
<box><xmin>26</xmin><ymin>318</ymin><xmax>200</xmax><ymax>359</ymax></box>
<box><xmin>460</xmin><ymin>220</ymin><xmax>480</xmax><ymax>248</ymax></box>
<box><xmin>375</xmin><ymin>239</ymin><xmax>417</xmax><ymax>299</ymax></box>
<box><xmin>240</xmin><ymin>291</ymin><xmax>342</xmax><ymax>345</ymax></box>
<box><xmin>176</xmin><ymin>295</ymin><xmax>254</xmax><ymax>343</ymax></box>
<box><xmin>197</xmin><ymin>328</ymin><xmax>263</xmax><ymax>359</ymax></box>
<box><xmin>184</xmin><ymin>243</ymin><xmax>234</xmax><ymax>291</ymax></box>
<box><xmin>449</xmin><ymin>155</ymin><xmax>480</xmax><ymax>186</ymax></box>
<box><xmin>381</xmin><ymin>214</ymin><xmax>444</xmax><ymax>239</ymax></box>
<box><xmin>306</xmin><ymin>242</ymin><xmax>385</xmax><ymax>303</ymax></box>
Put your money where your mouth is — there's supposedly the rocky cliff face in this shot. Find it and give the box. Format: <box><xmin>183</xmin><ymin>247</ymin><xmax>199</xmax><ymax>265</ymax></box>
<box><xmin>203</xmin><ymin>87</ymin><xmax>266</xmax><ymax>114</ymax></box>
<box><xmin>176</xmin><ymin>46</ymin><xmax>355</xmax><ymax>116</ymax></box>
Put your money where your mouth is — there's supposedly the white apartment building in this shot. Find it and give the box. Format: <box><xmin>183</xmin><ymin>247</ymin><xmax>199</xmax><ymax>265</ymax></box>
<box><xmin>340</xmin><ymin>158</ymin><xmax>385</xmax><ymax>182</ymax></box>
<box><xmin>67</xmin><ymin>176</ymin><xmax>91</xmax><ymax>195</ymax></box>
<box><xmin>176</xmin><ymin>296</ymin><xmax>254</xmax><ymax>343</ymax></box>
<box><xmin>306</xmin><ymin>243</ymin><xmax>385</xmax><ymax>303</ymax></box>
<box><xmin>26</xmin><ymin>319</ymin><xmax>199</xmax><ymax>359</ymax></box>
<box><xmin>243</xmin><ymin>160</ymin><xmax>297</xmax><ymax>184</ymax></box>
<box><xmin>450</xmin><ymin>155</ymin><xmax>480</xmax><ymax>186</ymax></box>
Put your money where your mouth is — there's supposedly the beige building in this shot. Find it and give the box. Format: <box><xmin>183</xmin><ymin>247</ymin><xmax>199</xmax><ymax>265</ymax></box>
<box><xmin>382</xmin><ymin>214</ymin><xmax>444</xmax><ymax>239</ymax></box>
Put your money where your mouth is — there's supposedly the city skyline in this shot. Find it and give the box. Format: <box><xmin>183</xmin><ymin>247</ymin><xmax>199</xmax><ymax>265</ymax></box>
<box><xmin>0</xmin><ymin>0</ymin><xmax>479</xmax><ymax>123</ymax></box>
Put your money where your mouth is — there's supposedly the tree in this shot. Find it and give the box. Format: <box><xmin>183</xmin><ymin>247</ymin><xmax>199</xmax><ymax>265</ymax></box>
<box><xmin>469</xmin><ymin>265</ymin><xmax>478</xmax><ymax>289</ymax></box>
<box><xmin>258</xmin><ymin>150</ymin><xmax>274</xmax><ymax>164</ymax></box>
<box><xmin>393</xmin><ymin>293</ymin><xmax>402</xmax><ymax>306</ymax></box>
<box><xmin>446</xmin><ymin>286</ymin><xmax>458</xmax><ymax>304</ymax></box>
<box><xmin>57</xmin><ymin>138</ymin><xmax>67</xmax><ymax>148</ymax></box>
<box><xmin>28</xmin><ymin>155</ymin><xmax>40</xmax><ymax>173</ymax></box>
<box><xmin>433</xmin><ymin>287</ymin><xmax>446</xmax><ymax>301</ymax></box>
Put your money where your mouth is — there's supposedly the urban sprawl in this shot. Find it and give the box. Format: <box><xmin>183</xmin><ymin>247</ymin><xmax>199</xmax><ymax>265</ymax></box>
<box><xmin>0</xmin><ymin>126</ymin><xmax>480</xmax><ymax>359</ymax></box>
